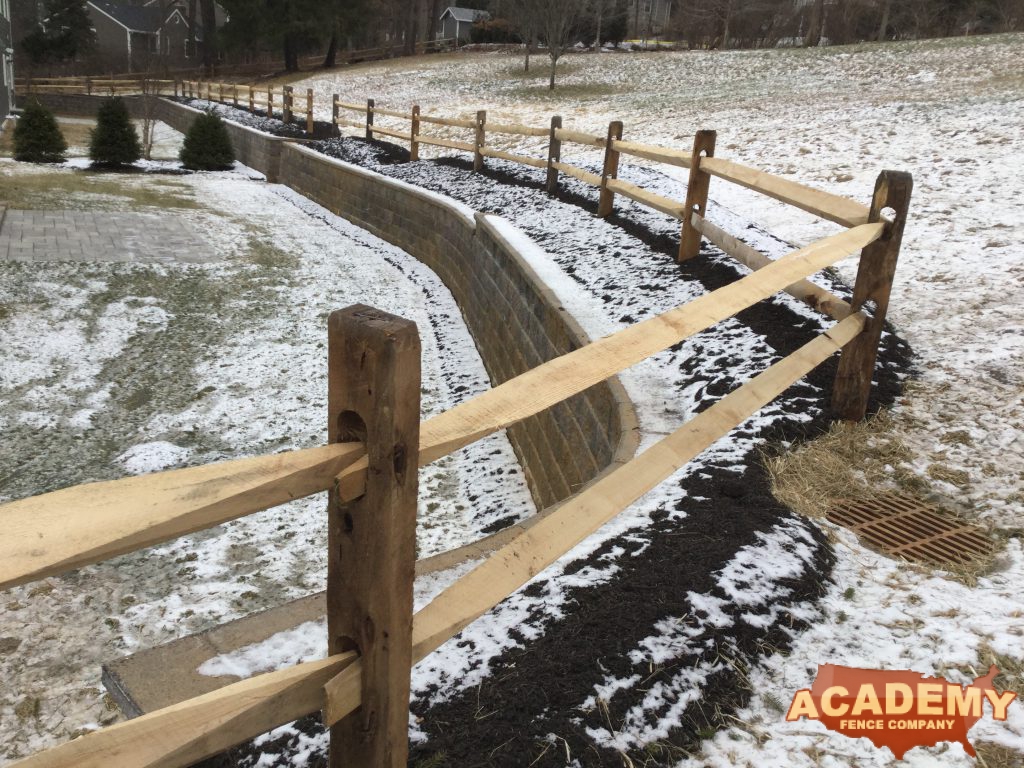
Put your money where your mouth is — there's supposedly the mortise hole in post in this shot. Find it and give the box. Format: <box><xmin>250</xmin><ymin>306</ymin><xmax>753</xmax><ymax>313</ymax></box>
<box><xmin>392</xmin><ymin>442</ymin><xmax>407</xmax><ymax>479</ymax></box>
<box><xmin>343</xmin><ymin>512</ymin><xmax>354</xmax><ymax>533</ymax></box>
<box><xmin>336</xmin><ymin>410</ymin><xmax>366</xmax><ymax>444</ymax></box>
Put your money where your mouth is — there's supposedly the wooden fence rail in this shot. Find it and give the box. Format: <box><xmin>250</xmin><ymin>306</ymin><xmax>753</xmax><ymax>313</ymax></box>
<box><xmin>1</xmin><ymin>85</ymin><xmax>913</xmax><ymax>768</ymax></box>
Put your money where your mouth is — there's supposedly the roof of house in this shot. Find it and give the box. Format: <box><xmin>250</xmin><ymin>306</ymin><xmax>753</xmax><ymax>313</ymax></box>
<box><xmin>88</xmin><ymin>1</ymin><xmax>224</xmax><ymax>33</ymax></box>
<box><xmin>440</xmin><ymin>7</ymin><xmax>490</xmax><ymax>23</ymax></box>
<box><xmin>88</xmin><ymin>1</ymin><xmax>164</xmax><ymax>33</ymax></box>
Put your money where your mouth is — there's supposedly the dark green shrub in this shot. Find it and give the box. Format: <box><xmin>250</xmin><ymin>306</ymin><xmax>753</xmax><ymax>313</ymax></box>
<box><xmin>89</xmin><ymin>97</ymin><xmax>141</xmax><ymax>167</ymax></box>
<box><xmin>13</xmin><ymin>100</ymin><xmax>68</xmax><ymax>163</ymax></box>
<box><xmin>179</xmin><ymin>110</ymin><xmax>235</xmax><ymax>171</ymax></box>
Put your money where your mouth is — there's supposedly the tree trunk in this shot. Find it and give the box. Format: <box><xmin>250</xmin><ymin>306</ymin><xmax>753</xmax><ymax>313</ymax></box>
<box><xmin>549</xmin><ymin>53</ymin><xmax>557</xmax><ymax>89</ymax></box>
<box><xmin>721</xmin><ymin>0</ymin><xmax>732</xmax><ymax>48</ymax></box>
<box><xmin>524</xmin><ymin>31</ymin><xmax>531</xmax><ymax>71</ymax></box>
<box><xmin>877</xmin><ymin>0</ymin><xmax>891</xmax><ymax>41</ymax></box>
<box><xmin>405</xmin><ymin>0</ymin><xmax>419</xmax><ymax>55</ymax></box>
<box><xmin>427</xmin><ymin>0</ymin><xmax>441</xmax><ymax>41</ymax></box>
<box><xmin>199</xmin><ymin>0</ymin><xmax>218</xmax><ymax>76</ymax></box>
<box><xmin>805</xmin><ymin>0</ymin><xmax>824</xmax><ymax>47</ymax></box>
<box><xmin>324</xmin><ymin>30</ymin><xmax>338</xmax><ymax>68</ymax></box>
<box><xmin>187</xmin><ymin>0</ymin><xmax>197</xmax><ymax>65</ymax></box>
<box><xmin>595</xmin><ymin>0</ymin><xmax>604</xmax><ymax>48</ymax></box>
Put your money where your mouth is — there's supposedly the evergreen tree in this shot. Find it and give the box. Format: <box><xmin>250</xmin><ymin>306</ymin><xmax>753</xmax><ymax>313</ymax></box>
<box><xmin>179</xmin><ymin>110</ymin><xmax>235</xmax><ymax>171</ymax></box>
<box><xmin>21</xmin><ymin>0</ymin><xmax>96</xmax><ymax>65</ymax></box>
<box><xmin>89</xmin><ymin>98</ymin><xmax>142</xmax><ymax>167</ymax></box>
<box><xmin>13</xmin><ymin>100</ymin><xmax>68</xmax><ymax>164</ymax></box>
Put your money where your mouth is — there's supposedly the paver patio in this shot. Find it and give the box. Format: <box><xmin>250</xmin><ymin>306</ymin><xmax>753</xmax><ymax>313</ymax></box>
<box><xmin>0</xmin><ymin>210</ymin><xmax>216</xmax><ymax>263</ymax></box>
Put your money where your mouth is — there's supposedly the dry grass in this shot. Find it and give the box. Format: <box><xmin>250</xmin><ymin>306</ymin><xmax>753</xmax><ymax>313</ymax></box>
<box><xmin>977</xmin><ymin>643</ymin><xmax>1024</xmax><ymax>700</ymax></box>
<box><xmin>0</xmin><ymin>119</ymin><xmax>96</xmax><ymax>159</ymax></box>
<box><xmin>976</xmin><ymin>742</ymin><xmax>1024</xmax><ymax>767</ymax></box>
<box><xmin>0</xmin><ymin>171</ymin><xmax>202</xmax><ymax>212</ymax></box>
<box><xmin>765</xmin><ymin>409</ymin><xmax>928</xmax><ymax>520</ymax></box>
<box><xmin>765</xmin><ymin>408</ymin><xmax>1002</xmax><ymax>582</ymax></box>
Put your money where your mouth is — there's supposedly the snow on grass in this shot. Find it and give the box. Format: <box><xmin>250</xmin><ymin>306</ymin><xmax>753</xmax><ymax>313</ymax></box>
<box><xmin>297</xmin><ymin>34</ymin><xmax>1024</xmax><ymax>524</ymax></box>
<box><xmin>0</xmin><ymin>167</ymin><xmax>533</xmax><ymax>765</ymax></box>
<box><xmin>286</xmin><ymin>35</ymin><xmax>1024</xmax><ymax>764</ymax></box>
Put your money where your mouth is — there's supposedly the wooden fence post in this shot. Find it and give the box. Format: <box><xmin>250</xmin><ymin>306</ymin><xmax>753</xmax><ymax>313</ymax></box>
<box><xmin>218</xmin><ymin>81</ymin><xmax>224</xmax><ymax>103</ymax></box>
<box><xmin>831</xmin><ymin>171</ymin><xmax>913</xmax><ymax>421</ymax></box>
<box><xmin>473</xmin><ymin>109</ymin><xmax>486</xmax><ymax>172</ymax></box>
<box><xmin>86</xmin><ymin>77</ymin><xmax>93</xmax><ymax>96</ymax></box>
<box><xmin>306</xmin><ymin>88</ymin><xmax>314</xmax><ymax>135</ymax></box>
<box><xmin>326</xmin><ymin>305</ymin><xmax>420</xmax><ymax>768</ymax></box>
<box><xmin>598</xmin><ymin>120</ymin><xmax>623</xmax><ymax>217</ymax></box>
<box><xmin>233</xmin><ymin>84</ymin><xmax>239</xmax><ymax>108</ymax></box>
<box><xmin>679</xmin><ymin>129</ymin><xmax>717</xmax><ymax>262</ymax></box>
<box><xmin>366</xmin><ymin>98</ymin><xmax>374</xmax><ymax>139</ymax></box>
<box><xmin>410</xmin><ymin>105</ymin><xmax>420</xmax><ymax>161</ymax></box>
<box><xmin>249</xmin><ymin>85</ymin><xmax>255</xmax><ymax>113</ymax></box>
<box><xmin>546</xmin><ymin>115</ymin><xmax>562</xmax><ymax>194</ymax></box>
<box><xmin>284</xmin><ymin>85</ymin><xmax>293</xmax><ymax>123</ymax></box>
<box><xmin>206</xmin><ymin>81</ymin><xmax>212</xmax><ymax>101</ymax></box>
<box><xmin>267</xmin><ymin>87</ymin><xmax>273</xmax><ymax>119</ymax></box>
<box><xmin>332</xmin><ymin>93</ymin><xmax>341</xmax><ymax>137</ymax></box>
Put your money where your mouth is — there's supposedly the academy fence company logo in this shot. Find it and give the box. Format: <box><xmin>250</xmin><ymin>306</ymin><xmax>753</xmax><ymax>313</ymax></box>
<box><xmin>785</xmin><ymin>664</ymin><xmax>1018</xmax><ymax>759</ymax></box>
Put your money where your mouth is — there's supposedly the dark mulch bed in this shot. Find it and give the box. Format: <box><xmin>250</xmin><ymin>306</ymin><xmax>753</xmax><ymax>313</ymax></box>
<box><xmin>202</xmin><ymin>123</ymin><xmax>912</xmax><ymax>767</ymax></box>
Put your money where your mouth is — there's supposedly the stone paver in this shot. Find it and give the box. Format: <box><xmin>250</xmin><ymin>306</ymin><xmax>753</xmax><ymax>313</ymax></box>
<box><xmin>0</xmin><ymin>210</ymin><xmax>216</xmax><ymax>263</ymax></box>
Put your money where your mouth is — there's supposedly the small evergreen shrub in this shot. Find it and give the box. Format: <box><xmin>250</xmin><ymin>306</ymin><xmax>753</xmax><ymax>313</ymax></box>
<box><xmin>179</xmin><ymin>110</ymin><xmax>235</xmax><ymax>171</ymax></box>
<box><xmin>89</xmin><ymin>97</ymin><xmax>141</xmax><ymax>167</ymax></box>
<box><xmin>13</xmin><ymin>100</ymin><xmax>68</xmax><ymax>163</ymax></box>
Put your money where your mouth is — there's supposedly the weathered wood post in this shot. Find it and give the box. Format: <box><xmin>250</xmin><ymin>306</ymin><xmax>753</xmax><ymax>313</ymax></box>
<box><xmin>831</xmin><ymin>171</ymin><xmax>913</xmax><ymax>422</ymax></box>
<box><xmin>218</xmin><ymin>81</ymin><xmax>224</xmax><ymax>103</ymax></box>
<box><xmin>332</xmin><ymin>93</ymin><xmax>341</xmax><ymax>137</ymax></box>
<box><xmin>546</xmin><ymin>115</ymin><xmax>562</xmax><ymax>194</ymax></box>
<box><xmin>474</xmin><ymin>109</ymin><xmax>487</xmax><ymax>172</ymax></box>
<box><xmin>206</xmin><ymin>81</ymin><xmax>212</xmax><ymax>101</ymax></box>
<box><xmin>326</xmin><ymin>305</ymin><xmax>421</xmax><ymax>768</ymax></box>
<box><xmin>598</xmin><ymin>120</ymin><xmax>623</xmax><ymax>217</ymax></box>
<box><xmin>679</xmin><ymin>129</ymin><xmax>717</xmax><ymax>262</ymax></box>
<box><xmin>410</xmin><ymin>105</ymin><xmax>420</xmax><ymax>161</ymax></box>
<box><xmin>366</xmin><ymin>98</ymin><xmax>375</xmax><ymax>139</ymax></box>
<box><xmin>87</xmin><ymin>77</ymin><xmax>93</xmax><ymax>96</ymax></box>
<box><xmin>267</xmin><ymin>87</ymin><xmax>274</xmax><ymax>119</ymax></box>
<box><xmin>283</xmin><ymin>85</ymin><xmax>294</xmax><ymax>124</ymax></box>
<box><xmin>233</xmin><ymin>83</ymin><xmax>239</xmax><ymax>108</ymax></box>
<box><xmin>306</xmin><ymin>88</ymin><xmax>314</xmax><ymax>135</ymax></box>
<box><xmin>249</xmin><ymin>85</ymin><xmax>255</xmax><ymax>113</ymax></box>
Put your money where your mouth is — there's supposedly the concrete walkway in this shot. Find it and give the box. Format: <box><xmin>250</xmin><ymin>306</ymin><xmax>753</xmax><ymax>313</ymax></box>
<box><xmin>0</xmin><ymin>210</ymin><xmax>215</xmax><ymax>263</ymax></box>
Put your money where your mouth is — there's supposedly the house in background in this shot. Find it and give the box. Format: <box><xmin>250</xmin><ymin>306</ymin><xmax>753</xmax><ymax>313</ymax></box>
<box><xmin>86</xmin><ymin>0</ymin><xmax>225</xmax><ymax>72</ymax></box>
<box><xmin>1</xmin><ymin>0</ymin><xmax>13</xmax><ymax>120</ymax></box>
<box><xmin>438</xmin><ymin>7</ymin><xmax>489</xmax><ymax>43</ymax></box>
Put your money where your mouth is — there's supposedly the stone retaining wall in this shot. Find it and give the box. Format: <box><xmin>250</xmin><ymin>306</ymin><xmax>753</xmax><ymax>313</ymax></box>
<box><xmin>279</xmin><ymin>144</ymin><xmax>637</xmax><ymax>509</ymax></box>
<box><xmin>30</xmin><ymin>95</ymin><xmax>638</xmax><ymax>512</ymax></box>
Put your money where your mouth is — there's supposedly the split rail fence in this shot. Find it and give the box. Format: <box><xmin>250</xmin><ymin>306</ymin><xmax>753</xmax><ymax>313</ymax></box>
<box><xmin>173</xmin><ymin>84</ymin><xmax>889</xmax><ymax>321</ymax></box>
<box><xmin>0</xmin><ymin>87</ymin><xmax>912</xmax><ymax>768</ymax></box>
<box><xmin>14</xmin><ymin>77</ymin><xmax>177</xmax><ymax>97</ymax></box>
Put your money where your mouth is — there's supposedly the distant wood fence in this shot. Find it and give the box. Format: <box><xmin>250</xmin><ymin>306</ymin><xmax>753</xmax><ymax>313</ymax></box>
<box><xmin>180</xmin><ymin>81</ymin><xmax>883</xmax><ymax>319</ymax></box>
<box><xmin>0</xmin><ymin>86</ymin><xmax>913</xmax><ymax>768</ymax></box>
<box><xmin>13</xmin><ymin>40</ymin><xmax>458</xmax><ymax>91</ymax></box>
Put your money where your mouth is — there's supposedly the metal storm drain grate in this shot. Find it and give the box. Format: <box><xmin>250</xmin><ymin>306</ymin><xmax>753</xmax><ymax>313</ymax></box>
<box><xmin>828</xmin><ymin>492</ymin><xmax>992</xmax><ymax>566</ymax></box>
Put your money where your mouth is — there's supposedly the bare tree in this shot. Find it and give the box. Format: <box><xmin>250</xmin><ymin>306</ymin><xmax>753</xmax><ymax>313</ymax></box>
<box><xmin>502</xmin><ymin>0</ymin><xmax>542</xmax><ymax>72</ymax></box>
<box><xmin>591</xmin><ymin>0</ymin><xmax>613</xmax><ymax>47</ymax></box>
<box><xmin>804</xmin><ymin>0</ymin><xmax>824</xmax><ymax>45</ymax></box>
<box><xmin>538</xmin><ymin>0</ymin><xmax>586</xmax><ymax>89</ymax></box>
